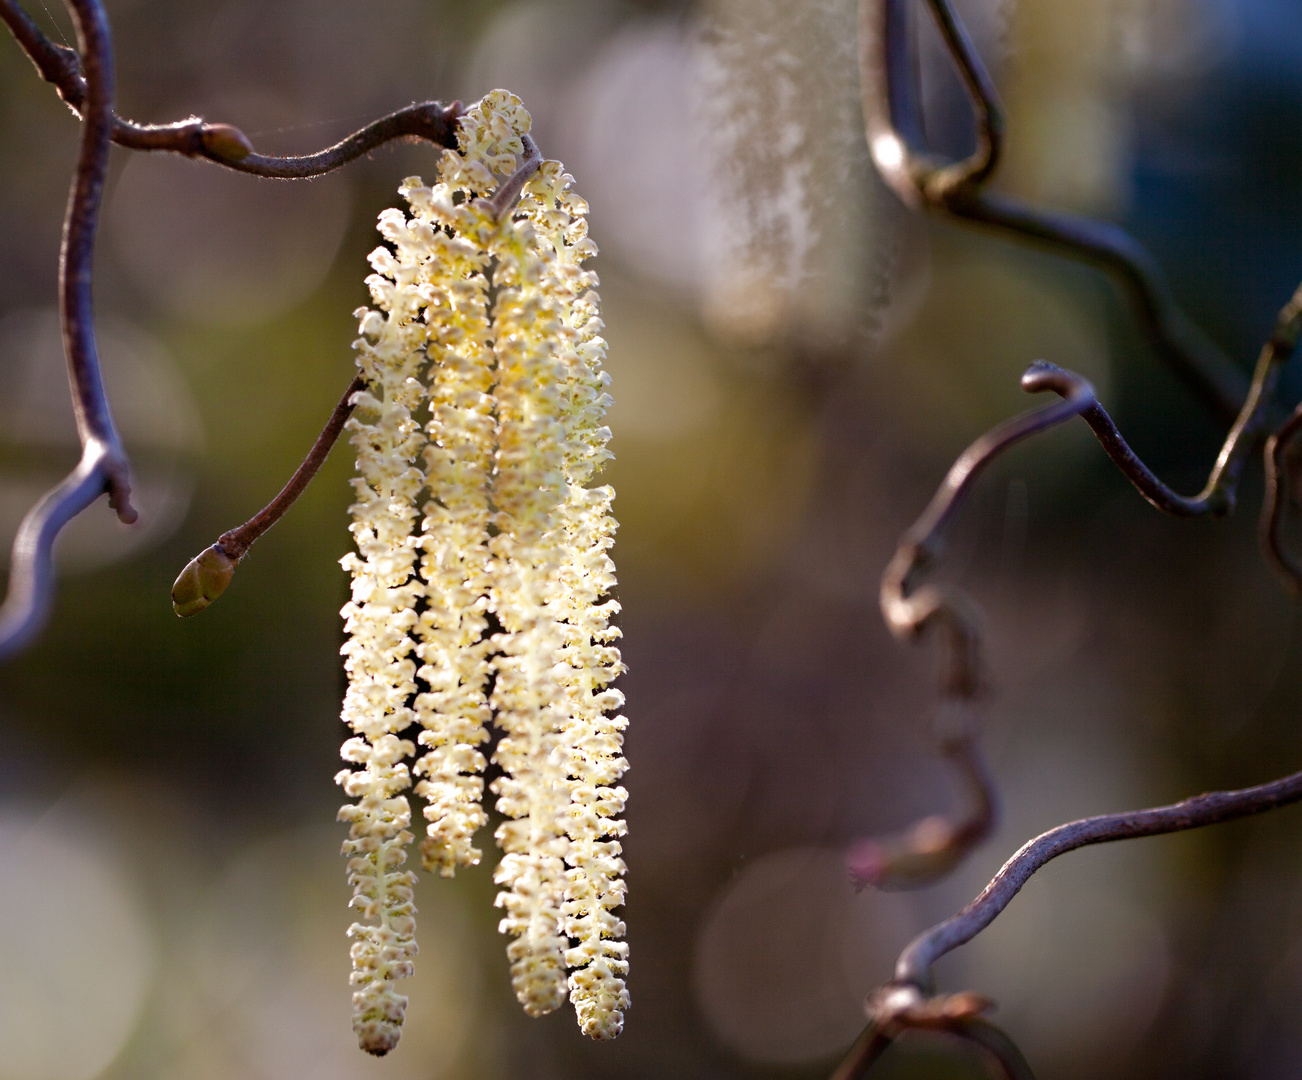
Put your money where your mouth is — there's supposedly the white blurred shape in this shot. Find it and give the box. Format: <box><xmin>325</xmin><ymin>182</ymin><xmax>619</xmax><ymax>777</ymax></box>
<box><xmin>108</xmin><ymin>100</ymin><xmax>351</xmax><ymax>327</ymax></box>
<box><xmin>574</xmin><ymin>23</ymin><xmax>709</xmax><ymax>290</ymax></box>
<box><xmin>0</xmin><ymin>811</ymin><xmax>156</xmax><ymax>1080</ymax></box>
<box><xmin>0</xmin><ymin>309</ymin><xmax>202</xmax><ymax>571</ymax></box>
<box><xmin>694</xmin><ymin>847</ymin><xmax>916</xmax><ymax>1065</ymax></box>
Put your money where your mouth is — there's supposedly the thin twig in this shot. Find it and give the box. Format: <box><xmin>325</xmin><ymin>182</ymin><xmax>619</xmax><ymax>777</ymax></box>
<box><xmin>0</xmin><ymin>0</ymin><xmax>132</xmax><ymax>660</ymax></box>
<box><xmin>831</xmin><ymin>1012</ymin><xmax>1035</xmax><ymax>1080</ymax></box>
<box><xmin>172</xmin><ymin>374</ymin><xmax>365</xmax><ymax>617</ymax></box>
<box><xmin>859</xmin><ymin>0</ymin><xmax>1249</xmax><ymax>422</ymax></box>
<box><xmin>847</xmin><ymin>719</ymin><xmax>998</xmax><ymax>889</ymax></box>
<box><xmin>955</xmin><ymin>1019</ymin><xmax>1038</xmax><ymax>1080</ymax></box>
<box><xmin>861</xmin><ymin>313</ymin><xmax>1301</xmax><ymax>883</ymax></box>
<box><xmin>0</xmin><ymin>0</ymin><xmax>462</xmax><ymax>173</ymax></box>
<box><xmin>892</xmin><ymin>767</ymin><xmax>1302</xmax><ymax>992</ymax></box>
<box><xmin>880</xmin><ymin>362</ymin><xmax>1093</xmax><ymax>691</ymax></box>
<box><xmin>1261</xmin><ymin>403</ymin><xmax>1302</xmax><ymax>590</ymax></box>
<box><xmin>828</xmin><ymin>1022</ymin><xmax>895</xmax><ymax>1080</ymax></box>
<box><xmin>859</xmin><ymin>363</ymin><xmax>1090</xmax><ymax>883</ymax></box>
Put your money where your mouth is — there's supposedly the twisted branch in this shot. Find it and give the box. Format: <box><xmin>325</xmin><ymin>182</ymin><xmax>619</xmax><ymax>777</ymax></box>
<box><xmin>0</xmin><ymin>0</ymin><xmax>132</xmax><ymax>659</ymax></box>
<box><xmin>1261</xmin><ymin>394</ymin><xmax>1302</xmax><ymax>591</ymax></box>
<box><xmin>892</xmin><ymin>765</ymin><xmax>1302</xmax><ymax>993</ymax></box>
<box><xmin>0</xmin><ymin>0</ymin><xmax>462</xmax><ymax>173</ymax></box>
<box><xmin>861</xmin><ymin>336</ymin><xmax>1302</xmax><ymax>881</ymax></box>
<box><xmin>845</xmin><ymin>305</ymin><xmax>1302</xmax><ymax>1070</ymax></box>
<box><xmin>831</xmin><ymin>999</ymin><xmax>1035</xmax><ymax>1080</ymax></box>
<box><xmin>859</xmin><ymin>0</ymin><xmax>1249</xmax><ymax>422</ymax></box>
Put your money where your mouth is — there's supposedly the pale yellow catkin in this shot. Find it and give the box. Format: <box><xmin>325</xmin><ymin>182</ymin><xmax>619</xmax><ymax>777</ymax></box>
<box><xmin>337</xmin><ymin>89</ymin><xmax>628</xmax><ymax>1050</ymax></box>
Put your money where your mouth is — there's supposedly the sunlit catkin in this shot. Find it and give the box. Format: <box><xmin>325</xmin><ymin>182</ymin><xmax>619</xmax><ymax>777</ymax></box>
<box><xmin>338</xmin><ymin>89</ymin><xmax>627</xmax><ymax>1050</ymax></box>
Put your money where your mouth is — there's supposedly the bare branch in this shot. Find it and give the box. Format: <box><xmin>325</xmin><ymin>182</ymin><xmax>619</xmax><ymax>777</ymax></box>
<box><xmin>1044</xmin><ymin>281</ymin><xmax>1302</xmax><ymax>517</ymax></box>
<box><xmin>847</xmin><ymin>724</ymin><xmax>997</xmax><ymax>889</ymax></box>
<box><xmin>891</xmin><ymin>765</ymin><xmax>1302</xmax><ymax>992</ymax></box>
<box><xmin>857</xmin><ymin>302</ymin><xmax>1301</xmax><ymax>883</ymax></box>
<box><xmin>0</xmin><ymin>0</ymin><xmax>462</xmax><ymax>174</ymax></box>
<box><xmin>0</xmin><ymin>0</ymin><xmax>134</xmax><ymax>660</ymax></box>
<box><xmin>828</xmin><ymin>1021</ymin><xmax>895</xmax><ymax>1080</ymax></box>
<box><xmin>172</xmin><ymin>373</ymin><xmax>365</xmax><ymax>617</ymax></box>
<box><xmin>0</xmin><ymin>444</ymin><xmax>118</xmax><ymax>658</ymax></box>
<box><xmin>859</xmin><ymin>0</ymin><xmax>1249</xmax><ymax>422</ymax></box>
<box><xmin>0</xmin><ymin>0</ymin><xmax>466</xmax><ymax>650</ymax></box>
<box><xmin>1261</xmin><ymin>403</ymin><xmax>1302</xmax><ymax>590</ymax></box>
<box><xmin>833</xmin><ymin>992</ymin><xmax>1035</xmax><ymax>1080</ymax></box>
<box><xmin>853</xmin><ymin>363</ymin><xmax>1091</xmax><ymax>883</ymax></box>
<box><xmin>955</xmin><ymin>1019</ymin><xmax>1038</xmax><ymax>1080</ymax></box>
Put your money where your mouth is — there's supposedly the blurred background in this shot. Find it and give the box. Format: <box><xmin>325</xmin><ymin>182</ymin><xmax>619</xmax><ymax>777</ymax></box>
<box><xmin>1</xmin><ymin>0</ymin><xmax>1302</xmax><ymax>1077</ymax></box>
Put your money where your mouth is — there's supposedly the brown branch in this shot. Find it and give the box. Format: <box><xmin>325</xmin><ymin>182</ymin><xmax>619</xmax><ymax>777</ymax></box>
<box><xmin>172</xmin><ymin>374</ymin><xmax>365</xmax><ymax>617</ymax></box>
<box><xmin>484</xmin><ymin>133</ymin><xmax>542</xmax><ymax>217</ymax></box>
<box><xmin>857</xmin><ymin>312</ymin><xmax>1301</xmax><ymax>884</ymax></box>
<box><xmin>833</xmin><ymin>993</ymin><xmax>1035</xmax><ymax>1080</ymax></box>
<box><xmin>847</xmin><ymin>725</ymin><xmax>997</xmax><ymax>889</ymax></box>
<box><xmin>889</xmin><ymin>764</ymin><xmax>1302</xmax><ymax>992</ymax></box>
<box><xmin>854</xmin><ymin>363</ymin><xmax>1091</xmax><ymax>884</ymax></box>
<box><xmin>1261</xmin><ymin>403</ymin><xmax>1302</xmax><ymax>591</ymax></box>
<box><xmin>1047</xmin><ymin>281</ymin><xmax>1302</xmax><ymax>517</ymax></box>
<box><xmin>859</xmin><ymin>0</ymin><xmax>1250</xmax><ymax>423</ymax></box>
<box><xmin>0</xmin><ymin>0</ymin><xmax>133</xmax><ymax>659</ymax></box>
<box><xmin>0</xmin><ymin>0</ymin><xmax>462</xmax><ymax>174</ymax></box>
<box><xmin>828</xmin><ymin>1022</ymin><xmax>895</xmax><ymax>1080</ymax></box>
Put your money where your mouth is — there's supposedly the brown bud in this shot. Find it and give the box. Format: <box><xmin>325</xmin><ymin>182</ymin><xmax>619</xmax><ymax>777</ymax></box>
<box><xmin>171</xmin><ymin>545</ymin><xmax>237</xmax><ymax>617</ymax></box>
<box><xmin>201</xmin><ymin>123</ymin><xmax>254</xmax><ymax>162</ymax></box>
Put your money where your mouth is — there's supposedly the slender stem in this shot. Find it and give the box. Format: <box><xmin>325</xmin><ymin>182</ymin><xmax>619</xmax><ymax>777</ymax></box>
<box><xmin>59</xmin><ymin>0</ymin><xmax>132</xmax><ymax>521</ymax></box>
<box><xmin>859</xmin><ymin>0</ymin><xmax>1249</xmax><ymax>422</ymax></box>
<box><xmin>871</xmin><ymin>335</ymin><xmax>1298</xmax><ymax>887</ymax></box>
<box><xmin>0</xmin><ymin>444</ymin><xmax>115</xmax><ymax>658</ymax></box>
<box><xmin>216</xmin><ymin>374</ymin><xmax>365</xmax><ymax>560</ymax></box>
<box><xmin>171</xmin><ymin>373</ymin><xmax>364</xmax><ymax>617</ymax></box>
<box><xmin>879</xmin><ymin>361</ymin><xmax>1093</xmax><ymax>696</ymax></box>
<box><xmin>828</xmin><ymin>1023</ymin><xmax>895</xmax><ymax>1080</ymax></box>
<box><xmin>0</xmin><ymin>0</ymin><xmax>462</xmax><ymax>173</ymax></box>
<box><xmin>893</xmin><ymin>765</ymin><xmax>1302</xmax><ymax>990</ymax></box>
<box><xmin>0</xmin><ymin>0</ymin><xmax>135</xmax><ymax>660</ymax></box>
<box><xmin>956</xmin><ymin>1019</ymin><xmax>1038</xmax><ymax>1080</ymax></box>
<box><xmin>1261</xmin><ymin>403</ymin><xmax>1302</xmax><ymax>589</ymax></box>
<box><xmin>847</xmin><ymin>722</ymin><xmax>998</xmax><ymax>889</ymax></box>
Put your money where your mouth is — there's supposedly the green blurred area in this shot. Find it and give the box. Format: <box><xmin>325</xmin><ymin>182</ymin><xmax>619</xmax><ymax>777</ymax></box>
<box><xmin>2</xmin><ymin>1</ymin><xmax>1302</xmax><ymax>1079</ymax></box>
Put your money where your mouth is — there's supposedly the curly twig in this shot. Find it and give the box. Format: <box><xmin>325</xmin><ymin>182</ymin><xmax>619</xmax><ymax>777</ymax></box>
<box><xmin>171</xmin><ymin>374</ymin><xmax>365</xmax><ymax>617</ymax></box>
<box><xmin>0</xmin><ymin>0</ymin><xmax>133</xmax><ymax>660</ymax></box>
<box><xmin>1261</xmin><ymin>388</ymin><xmax>1302</xmax><ymax>591</ymax></box>
<box><xmin>847</xmin><ymin>723</ymin><xmax>997</xmax><ymax>889</ymax></box>
<box><xmin>832</xmin><ymin>996</ymin><xmax>1035</xmax><ymax>1080</ymax></box>
<box><xmin>891</xmin><ymin>765</ymin><xmax>1302</xmax><ymax>992</ymax></box>
<box><xmin>849</xmin><ymin>364</ymin><xmax>1092</xmax><ymax>883</ymax></box>
<box><xmin>856</xmin><ymin>295</ymin><xmax>1302</xmax><ymax>877</ymax></box>
<box><xmin>858</xmin><ymin>0</ymin><xmax>1248</xmax><ymax>422</ymax></box>
<box><xmin>0</xmin><ymin>0</ymin><xmax>462</xmax><ymax>173</ymax></box>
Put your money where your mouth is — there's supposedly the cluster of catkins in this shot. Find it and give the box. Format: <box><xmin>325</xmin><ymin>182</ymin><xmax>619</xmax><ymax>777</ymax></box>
<box><xmin>336</xmin><ymin>90</ymin><xmax>628</xmax><ymax>1055</ymax></box>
